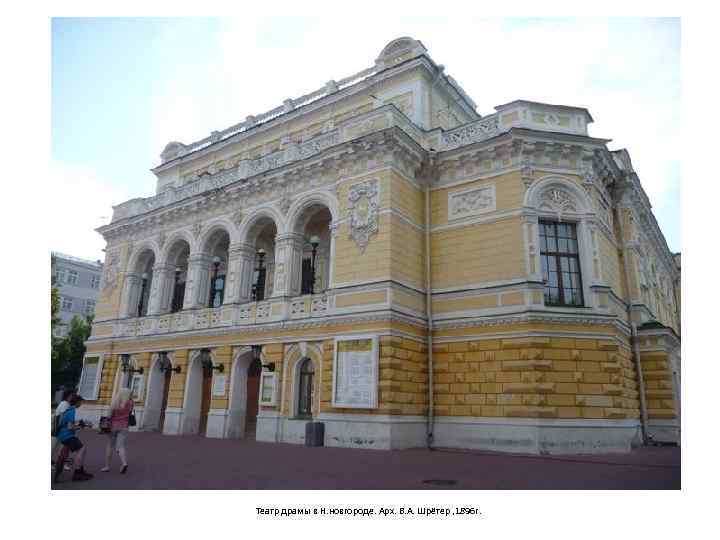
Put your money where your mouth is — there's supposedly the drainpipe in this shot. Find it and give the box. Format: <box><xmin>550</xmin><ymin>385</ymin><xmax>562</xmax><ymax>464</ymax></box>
<box><xmin>617</xmin><ymin>207</ymin><xmax>650</xmax><ymax>445</ymax></box>
<box><xmin>424</xmin><ymin>151</ymin><xmax>436</xmax><ymax>449</ymax></box>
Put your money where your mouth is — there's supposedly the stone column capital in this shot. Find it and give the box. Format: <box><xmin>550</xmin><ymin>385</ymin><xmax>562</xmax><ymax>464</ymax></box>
<box><xmin>229</xmin><ymin>242</ymin><xmax>256</xmax><ymax>258</ymax></box>
<box><xmin>188</xmin><ymin>252</ymin><xmax>213</xmax><ymax>265</ymax></box>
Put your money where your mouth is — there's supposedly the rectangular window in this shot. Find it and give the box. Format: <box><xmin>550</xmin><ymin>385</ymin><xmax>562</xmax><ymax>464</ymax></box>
<box><xmin>90</xmin><ymin>275</ymin><xmax>101</xmax><ymax>289</ymax></box>
<box><xmin>78</xmin><ymin>356</ymin><xmax>103</xmax><ymax>400</ymax></box>
<box><xmin>539</xmin><ymin>221</ymin><xmax>584</xmax><ymax>307</ymax></box>
<box><xmin>66</xmin><ymin>270</ymin><xmax>78</xmax><ymax>285</ymax></box>
<box><xmin>56</xmin><ymin>268</ymin><xmax>67</xmax><ymax>284</ymax></box>
<box><xmin>61</xmin><ymin>297</ymin><xmax>73</xmax><ymax>311</ymax></box>
<box><xmin>85</xmin><ymin>300</ymin><xmax>96</xmax><ymax>315</ymax></box>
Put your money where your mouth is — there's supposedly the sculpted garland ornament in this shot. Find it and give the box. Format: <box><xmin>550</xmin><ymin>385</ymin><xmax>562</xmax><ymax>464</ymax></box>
<box><xmin>347</xmin><ymin>179</ymin><xmax>380</xmax><ymax>253</ymax></box>
<box><xmin>538</xmin><ymin>187</ymin><xmax>578</xmax><ymax>220</ymax></box>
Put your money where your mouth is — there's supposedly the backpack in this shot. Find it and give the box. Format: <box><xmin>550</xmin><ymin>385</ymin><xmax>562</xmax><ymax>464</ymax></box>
<box><xmin>53</xmin><ymin>408</ymin><xmax>73</xmax><ymax>438</ymax></box>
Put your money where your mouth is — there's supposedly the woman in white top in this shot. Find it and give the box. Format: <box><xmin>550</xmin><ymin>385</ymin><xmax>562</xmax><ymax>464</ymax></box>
<box><xmin>101</xmin><ymin>388</ymin><xmax>134</xmax><ymax>474</ymax></box>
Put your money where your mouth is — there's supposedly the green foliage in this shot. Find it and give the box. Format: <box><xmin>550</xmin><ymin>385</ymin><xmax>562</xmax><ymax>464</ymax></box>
<box><xmin>51</xmin><ymin>255</ymin><xmax>61</xmax><ymax>359</ymax></box>
<box><xmin>52</xmin><ymin>314</ymin><xmax>93</xmax><ymax>391</ymax></box>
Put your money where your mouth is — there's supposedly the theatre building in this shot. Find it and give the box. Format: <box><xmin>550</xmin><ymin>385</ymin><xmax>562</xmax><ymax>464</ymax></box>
<box><xmin>80</xmin><ymin>37</ymin><xmax>681</xmax><ymax>453</ymax></box>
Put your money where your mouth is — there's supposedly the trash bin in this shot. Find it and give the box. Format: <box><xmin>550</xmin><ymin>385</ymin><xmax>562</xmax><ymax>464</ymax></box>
<box><xmin>305</xmin><ymin>422</ymin><xmax>325</xmax><ymax>447</ymax></box>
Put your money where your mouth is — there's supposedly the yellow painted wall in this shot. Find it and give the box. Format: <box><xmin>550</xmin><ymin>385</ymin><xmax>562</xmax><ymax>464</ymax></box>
<box><xmin>432</xmin><ymin>336</ymin><xmax>640</xmax><ymax>420</ymax></box>
<box><xmin>431</xmin><ymin>216</ymin><xmax>526</xmax><ymax>289</ymax></box>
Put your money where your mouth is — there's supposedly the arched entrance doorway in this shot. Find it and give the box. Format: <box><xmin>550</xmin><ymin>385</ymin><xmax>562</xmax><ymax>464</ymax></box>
<box><xmin>143</xmin><ymin>352</ymin><xmax>176</xmax><ymax>432</ymax></box>
<box><xmin>297</xmin><ymin>357</ymin><xmax>315</xmax><ymax>418</ymax></box>
<box><xmin>227</xmin><ymin>348</ymin><xmax>262</xmax><ymax>439</ymax></box>
<box><xmin>245</xmin><ymin>358</ymin><xmax>262</xmax><ymax>438</ymax></box>
<box><xmin>181</xmin><ymin>349</ymin><xmax>214</xmax><ymax>436</ymax></box>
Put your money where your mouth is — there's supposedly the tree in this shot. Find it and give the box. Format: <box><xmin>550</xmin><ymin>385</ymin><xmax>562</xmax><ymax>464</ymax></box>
<box><xmin>52</xmin><ymin>314</ymin><xmax>93</xmax><ymax>391</ymax></box>
<box><xmin>51</xmin><ymin>254</ymin><xmax>61</xmax><ymax>362</ymax></box>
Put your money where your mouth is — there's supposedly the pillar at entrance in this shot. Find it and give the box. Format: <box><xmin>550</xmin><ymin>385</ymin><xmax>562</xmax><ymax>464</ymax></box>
<box><xmin>273</xmin><ymin>232</ymin><xmax>304</xmax><ymax>297</ymax></box>
<box><xmin>224</xmin><ymin>243</ymin><xmax>255</xmax><ymax>305</ymax></box>
<box><xmin>183</xmin><ymin>253</ymin><xmax>213</xmax><ymax>309</ymax></box>
<box><xmin>119</xmin><ymin>272</ymin><xmax>141</xmax><ymax>317</ymax></box>
<box><xmin>162</xmin><ymin>349</ymin><xmax>189</xmax><ymax>435</ymax></box>
<box><xmin>147</xmin><ymin>263</ymin><xmax>175</xmax><ymax>315</ymax></box>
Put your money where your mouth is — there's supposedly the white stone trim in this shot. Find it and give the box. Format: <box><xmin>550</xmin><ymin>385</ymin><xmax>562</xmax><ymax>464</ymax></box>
<box><xmin>432</xmin><ymin>416</ymin><xmax>642</xmax><ymax>454</ymax></box>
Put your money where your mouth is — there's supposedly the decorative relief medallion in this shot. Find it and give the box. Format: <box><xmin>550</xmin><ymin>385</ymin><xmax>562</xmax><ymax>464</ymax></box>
<box><xmin>347</xmin><ymin>179</ymin><xmax>380</xmax><ymax>254</ymax></box>
<box><xmin>448</xmin><ymin>184</ymin><xmax>496</xmax><ymax>221</ymax></box>
<box><xmin>101</xmin><ymin>250</ymin><xmax>121</xmax><ymax>294</ymax></box>
<box><xmin>538</xmin><ymin>188</ymin><xmax>578</xmax><ymax>220</ymax></box>
<box><xmin>191</xmin><ymin>222</ymin><xmax>203</xmax><ymax>239</ymax></box>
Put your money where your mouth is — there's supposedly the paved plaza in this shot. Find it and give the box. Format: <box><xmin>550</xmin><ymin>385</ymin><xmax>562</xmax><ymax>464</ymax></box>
<box><xmin>51</xmin><ymin>430</ymin><xmax>680</xmax><ymax>490</ymax></box>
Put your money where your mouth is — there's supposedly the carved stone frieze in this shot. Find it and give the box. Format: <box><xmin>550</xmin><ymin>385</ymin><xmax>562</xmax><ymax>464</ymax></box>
<box><xmin>347</xmin><ymin>178</ymin><xmax>380</xmax><ymax>253</ymax></box>
<box><xmin>448</xmin><ymin>185</ymin><xmax>496</xmax><ymax>220</ymax></box>
<box><xmin>442</xmin><ymin>116</ymin><xmax>500</xmax><ymax>150</ymax></box>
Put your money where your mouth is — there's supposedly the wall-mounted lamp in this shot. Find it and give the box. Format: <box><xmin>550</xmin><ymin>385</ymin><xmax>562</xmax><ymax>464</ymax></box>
<box><xmin>252</xmin><ymin>344</ymin><xmax>275</xmax><ymax>372</ymax></box>
<box><xmin>158</xmin><ymin>352</ymin><xmax>181</xmax><ymax>374</ymax></box>
<box><xmin>200</xmin><ymin>348</ymin><xmax>224</xmax><ymax>373</ymax></box>
<box><xmin>120</xmin><ymin>354</ymin><xmax>144</xmax><ymax>375</ymax></box>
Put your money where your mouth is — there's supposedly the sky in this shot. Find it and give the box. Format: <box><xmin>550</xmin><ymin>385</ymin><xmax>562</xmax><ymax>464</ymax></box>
<box><xmin>50</xmin><ymin>17</ymin><xmax>681</xmax><ymax>260</ymax></box>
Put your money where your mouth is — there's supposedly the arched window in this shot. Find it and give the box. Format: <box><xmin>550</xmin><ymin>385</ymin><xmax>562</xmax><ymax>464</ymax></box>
<box><xmin>165</xmin><ymin>239</ymin><xmax>190</xmax><ymax>313</ymax></box>
<box><xmin>297</xmin><ymin>358</ymin><xmax>315</xmax><ymax>418</ymax></box>
<box><xmin>293</xmin><ymin>205</ymin><xmax>332</xmax><ymax>295</ymax></box>
<box><xmin>525</xmin><ymin>177</ymin><xmax>595</xmax><ymax>309</ymax></box>
<box><xmin>539</xmin><ymin>221</ymin><xmax>584</xmax><ymax>306</ymax></box>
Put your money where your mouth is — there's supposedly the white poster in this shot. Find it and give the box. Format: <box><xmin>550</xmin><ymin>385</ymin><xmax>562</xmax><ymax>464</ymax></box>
<box><xmin>212</xmin><ymin>374</ymin><xmax>227</xmax><ymax>397</ymax></box>
<box><xmin>332</xmin><ymin>336</ymin><xmax>378</xmax><ymax>408</ymax></box>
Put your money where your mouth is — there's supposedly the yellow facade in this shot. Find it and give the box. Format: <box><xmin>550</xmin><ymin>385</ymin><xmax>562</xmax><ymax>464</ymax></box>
<box><xmin>79</xmin><ymin>37</ymin><xmax>680</xmax><ymax>453</ymax></box>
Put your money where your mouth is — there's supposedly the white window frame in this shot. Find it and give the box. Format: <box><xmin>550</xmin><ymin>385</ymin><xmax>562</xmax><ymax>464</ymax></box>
<box><xmin>56</xmin><ymin>268</ymin><xmax>67</xmax><ymax>284</ymax></box>
<box><xmin>331</xmin><ymin>334</ymin><xmax>379</xmax><ymax>409</ymax></box>
<box><xmin>85</xmin><ymin>299</ymin><xmax>96</xmax><ymax>315</ymax></box>
<box><xmin>78</xmin><ymin>354</ymin><xmax>104</xmax><ymax>400</ymax></box>
<box><xmin>66</xmin><ymin>270</ymin><xmax>79</xmax><ymax>285</ymax></box>
<box><xmin>61</xmin><ymin>296</ymin><xmax>73</xmax><ymax>311</ymax></box>
<box><xmin>90</xmin><ymin>275</ymin><xmax>101</xmax><ymax>289</ymax></box>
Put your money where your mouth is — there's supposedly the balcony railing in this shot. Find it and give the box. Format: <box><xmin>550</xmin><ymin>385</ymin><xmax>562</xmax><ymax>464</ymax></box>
<box><xmin>110</xmin><ymin>105</ymin><xmax>426</xmax><ymax>223</ymax></box>
<box><xmin>112</xmin><ymin>292</ymin><xmax>333</xmax><ymax>339</ymax></box>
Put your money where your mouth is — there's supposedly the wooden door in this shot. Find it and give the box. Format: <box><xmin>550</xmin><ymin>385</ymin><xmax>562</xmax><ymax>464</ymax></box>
<box><xmin>199</xmin><ymin>368</ymin><xmax>212</xmax><ymax>435</ymax></box>
<box><xmin>158</xmin><ymin>370</ymin><xmax>171</xmax><ymax>431</ymax></box>
<box><xmin>246</xmin><ymin>359</ymin><xmax>262</xmax><ymax>436</ymax></box>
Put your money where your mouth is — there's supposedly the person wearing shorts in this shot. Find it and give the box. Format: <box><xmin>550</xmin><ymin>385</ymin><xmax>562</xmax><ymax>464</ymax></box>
<box><xmin>53</xmin><ymin>395</ymin><xmax>93</xmax><ymax>483</ymax></box>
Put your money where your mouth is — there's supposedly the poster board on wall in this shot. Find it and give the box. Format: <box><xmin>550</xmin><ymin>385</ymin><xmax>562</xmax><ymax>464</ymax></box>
<box><xmin>331</xmin><ymin>335</ymin><xmax>378</xmax><ymax>409</ymax></box>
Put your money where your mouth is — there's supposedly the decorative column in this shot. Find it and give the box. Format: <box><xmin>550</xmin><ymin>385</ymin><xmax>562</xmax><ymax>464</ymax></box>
<box><xmin>119</xmin><ymin>272</ymin><xmax>141</xmax><ymax>317</ymax></box>
<box><xmin>223</xmin><ymin>242</ymin><xmax>255</xmax><ymax>305</ymax></box>
<box><xmin>147</xmin><ymin>263</ymin><xmax>175</xmax><ymax>315</ymax></box>
<box><xmin>273</xmin><ymin>232</ymin><xmax>304</xmax><ymax>297</ymax></box>
<box><xmin>183</xmin><ymin>252</ymin><xmax>213</xmax><ymax>309</ymax></box>
<box><xmin>521</xmin><ymin>215</ymin><xmax>541</xmax><ymax>282</ymax></box>
<box><xmin>327</xmin><ymin>221</ymin><xmax>339</xmax><ymax>290</ymax></box>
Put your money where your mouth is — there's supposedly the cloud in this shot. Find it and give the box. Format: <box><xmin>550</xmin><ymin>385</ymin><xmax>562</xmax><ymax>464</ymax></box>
<box><xmin>46</xmin><ymin>161</ymin><xmax>134</xmax><ymax>261</ymax></box>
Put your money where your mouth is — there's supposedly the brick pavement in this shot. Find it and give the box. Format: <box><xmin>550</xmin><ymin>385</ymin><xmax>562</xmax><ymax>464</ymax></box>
<box><xmin>51</xmin><ymin>430</ymin><xmax>680</xmax><ymax>490</ymax></box>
